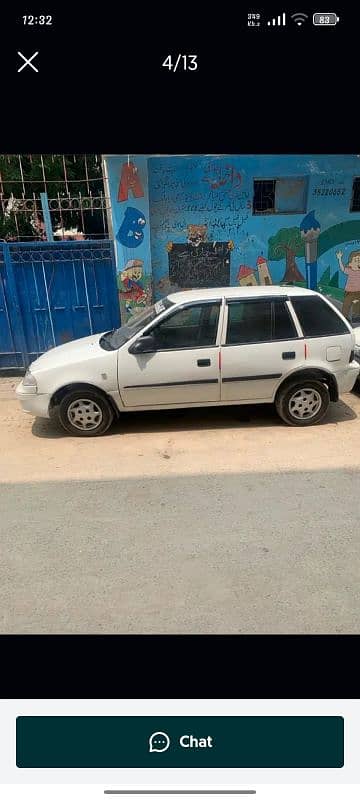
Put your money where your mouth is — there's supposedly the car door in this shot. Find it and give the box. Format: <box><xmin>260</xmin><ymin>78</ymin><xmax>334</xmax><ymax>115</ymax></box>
<box><xmin>118</xmin><ymin>300</ymin><xmax>223</xmax><ymax>408</ymax></box>
<box><xmin>220</xmin><ymin>296</ymin><xmax>305</xmax><ymax>401</ymax></box>
<box><xmin>289</xmin><ymin>294</ymin><xmax>354</xmax><ymax>369</ymax></box>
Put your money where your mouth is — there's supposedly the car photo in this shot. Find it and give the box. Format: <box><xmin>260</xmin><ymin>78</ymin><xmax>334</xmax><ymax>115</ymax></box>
<box><xmin>15</xmin><ymin>286</ymin><xmax>360</xmax><ymax>436</ymax></box>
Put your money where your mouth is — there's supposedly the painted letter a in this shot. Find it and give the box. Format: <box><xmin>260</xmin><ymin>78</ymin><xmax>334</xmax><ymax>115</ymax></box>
<box><xmin>118</xmin><ymin>162</ymin><xmax>144</xmax><ymax>202</ymax></box>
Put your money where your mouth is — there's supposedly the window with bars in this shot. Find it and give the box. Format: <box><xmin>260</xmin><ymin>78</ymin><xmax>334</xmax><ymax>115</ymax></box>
<box><xmin>0</xmin><ymin>154</ymin><xmax>110</xmax><ymax>241</ymax></box>
<box><xmin>350</xmin><ymin>177</ymin><xmax>360</xmax><ymax>212</ymax></box>
<box><xmin>253</xmin><ymin>177</ymin><xmax>308</xmax><ymax>215</ymax></box>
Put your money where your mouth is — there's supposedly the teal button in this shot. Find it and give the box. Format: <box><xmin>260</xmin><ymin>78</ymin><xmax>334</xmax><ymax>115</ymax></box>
<box><xmin>16</xmin><ymin>716</ymin><xmax>344</xmax><ymax>768</ymax></box>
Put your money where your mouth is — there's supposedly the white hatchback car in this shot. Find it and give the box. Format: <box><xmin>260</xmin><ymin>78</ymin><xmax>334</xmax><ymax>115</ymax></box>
<box><xmin>16</xmin><ymin>286</ymin><xmax>360</xmax><ymax>436</ymax></box>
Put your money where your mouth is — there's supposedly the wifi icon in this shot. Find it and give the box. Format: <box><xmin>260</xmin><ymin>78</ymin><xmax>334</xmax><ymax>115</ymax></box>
<box><xmin>291</xmin><ymin>12</ymin><xmax>309</xmax><ymax>25</ymax></box>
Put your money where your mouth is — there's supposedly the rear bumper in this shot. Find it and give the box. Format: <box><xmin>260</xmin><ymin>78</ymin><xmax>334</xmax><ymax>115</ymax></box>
<box><xmin>15</xmin><ymin>381</ymin><xmax>51</xmax><ymax>418</ymax></box>
<box><xmin>354</xmin><ymin>355</ymin><xmax>360</xmax><ymax>384</ymax></box>
<box><xmin>336</xmin><ymin>361</ymin><xmax>360</xmax><ymax>394</ymax></box>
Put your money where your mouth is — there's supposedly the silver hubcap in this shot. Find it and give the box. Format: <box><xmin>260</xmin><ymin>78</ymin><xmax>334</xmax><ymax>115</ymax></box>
<box><xmin>67</xmin><ymin>398</ymin><xmax>103</xmax><ymax>431</ymax></box>
<box><xmin>288</xmin><ymin>388</ymin><xmax>322</xmax><ymax>420</ymax></box>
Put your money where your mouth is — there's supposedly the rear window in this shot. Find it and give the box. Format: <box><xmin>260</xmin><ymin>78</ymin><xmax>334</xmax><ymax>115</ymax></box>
<box><xmin>291</xmin><ymin>295</ymin><xmax>349</xmax><ymax>337</ymax></box>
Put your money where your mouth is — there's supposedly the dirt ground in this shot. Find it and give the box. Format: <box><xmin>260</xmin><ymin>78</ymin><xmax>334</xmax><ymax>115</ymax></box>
<box><xmin>1</xmin><ymin>377</ymin><xmax>360</xmax><ymax>633</ymax></box>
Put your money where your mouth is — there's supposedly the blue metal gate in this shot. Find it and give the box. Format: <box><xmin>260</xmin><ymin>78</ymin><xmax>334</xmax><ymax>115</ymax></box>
<box><xmin>0</xmin><ymin>240</ymin><xmax>120</xmax><ymax>370</ymax></box>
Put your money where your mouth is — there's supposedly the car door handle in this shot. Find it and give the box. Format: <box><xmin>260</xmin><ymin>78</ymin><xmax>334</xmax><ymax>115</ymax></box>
<box><xmin>197</xmin><ymin>358</ymin><xmax>211</xmax><ymax>367</ymax></box>
<box><xmin>282</xmin><ymin>351</ymin><xmax>296</xmax><ymax>359</ymax></box>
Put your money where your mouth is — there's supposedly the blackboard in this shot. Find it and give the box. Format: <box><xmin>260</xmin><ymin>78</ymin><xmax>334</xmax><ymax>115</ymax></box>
<box><xmin>168</xmin><ymin>242</ymin><xmax>231</xmax><ymax>288</ymax></box>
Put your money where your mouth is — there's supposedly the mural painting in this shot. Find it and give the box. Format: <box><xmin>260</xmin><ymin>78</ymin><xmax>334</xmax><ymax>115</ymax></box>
<box><xmin>115</xmin><ymin>205</ymin><xmax>149</xmax><ymax>317</ymax></box>
<box><xmin>257</xmin><ymin>255</ymin><xmax>272</xmax><ymax>285</ymax></box>
<box><xmin>237</xmin><ymin>266</ymin><xmax>257</xmax><ymax>287</ymax></box>
<box><xmin>116</xmin><ymin>207</ymin><xmax>146</xmax><ymax>248</ymax></box>
<box><xmin>300</xmin><ymin>211</ymin><xmax>321</xmax><ymax>291</ymax></box>
<box><xmin>268</xmin><ymin>227</ymin><xmax>305</xmax><ymax>284</ymax></box>
<box><xmin>165</xmin><ymin>224</ymin><xmax>234</xmax><ymax>290</ymax></box>
<box><xmin>236</xmin><ymin>256</ymin><xmax>273</xmax><ymax>287</ymax></box>
<box><xmin>105</xmin><ymin>156</ymin><xmax>152</xmax><ymax>320</ymax></box>
<box><xmin>104</xmin><ymin>155</ymin><xmax>360</xmax><ymax>323</ymax></box>
<box><xmin>117</xmin><ymin>161</ymin><xmax>144</xmax><ymax>202</ymax></box>
<box><xmin>265</xmin><ymin>217</ymin><xmax>360</xmax><ymax>320</ymax></box>
<box><xmin>117</xmin><ymin>260</ymin><xmax>152</xmax><ymax>316</ymax></box>
<box><xmin>336</xmin><ymin>249</ymin><xmax>360</xmax><ymax>318</ymax></box>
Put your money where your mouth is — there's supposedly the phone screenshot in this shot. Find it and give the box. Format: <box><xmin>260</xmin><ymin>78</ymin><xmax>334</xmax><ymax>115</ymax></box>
<box><xmin>0</xmin><ymin>4</ymin><xmax>359</xmax><ymax>799</ymax></box>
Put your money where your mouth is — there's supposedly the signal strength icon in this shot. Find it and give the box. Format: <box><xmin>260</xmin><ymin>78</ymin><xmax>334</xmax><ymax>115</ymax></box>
<box><xmin>267</xmin><ymin>12</ymin><xmax>286</xmax><ymax>26</ymax></box>
<box><xmin>291</xmin><ymin>12</ymin><xmax>309</xmax><ymax>25</ymax></box>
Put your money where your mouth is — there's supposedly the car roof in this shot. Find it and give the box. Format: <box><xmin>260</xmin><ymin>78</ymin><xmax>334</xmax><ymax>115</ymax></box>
<box><xmin>167</xmin><ymin>286</ymin><xmax>318</xmax><ymax>304</ymax></box>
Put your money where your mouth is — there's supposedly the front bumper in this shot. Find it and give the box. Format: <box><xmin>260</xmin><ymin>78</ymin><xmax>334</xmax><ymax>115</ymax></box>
<box><xmin>15</xmin><ymin>380</ymin><xmax>51</xmax><ymax>418</ymax></box>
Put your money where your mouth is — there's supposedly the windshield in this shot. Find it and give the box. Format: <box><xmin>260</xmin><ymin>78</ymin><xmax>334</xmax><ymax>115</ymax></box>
<box><xmin>99</xmin><ymin>298</ymin><xmax>174</xmax><ymax>350</ymax></box>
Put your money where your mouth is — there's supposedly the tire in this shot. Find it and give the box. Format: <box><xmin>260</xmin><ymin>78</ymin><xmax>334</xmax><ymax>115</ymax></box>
<box><xmin>275</xmin><ymin>379</ymin><xmax>330</xmax><ymax>427</ymax></box>
<box><xmin>58</xmin><ymin>389</ymin><xmax>114</xmax><ymax>437</ymax></box>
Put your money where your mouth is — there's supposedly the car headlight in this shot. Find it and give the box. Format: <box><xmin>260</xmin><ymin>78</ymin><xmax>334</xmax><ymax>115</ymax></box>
<box><xmin>23</xmin><ymin>369</ymin><xmax>38</xmax><ymax>390</ymax></box>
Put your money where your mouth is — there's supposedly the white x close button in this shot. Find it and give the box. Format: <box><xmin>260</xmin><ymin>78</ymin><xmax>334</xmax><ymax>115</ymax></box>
<box><xmin>17</xmin><ymin>51</ymin><xmax>39</xmax><ymax>73</ymax></box>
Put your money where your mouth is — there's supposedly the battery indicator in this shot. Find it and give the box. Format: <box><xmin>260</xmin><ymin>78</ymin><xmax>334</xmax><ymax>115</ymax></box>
<box><xmin>313</xmin><ymin>12</ymin><xmax>340</xmax><ymax>25</ymax></box>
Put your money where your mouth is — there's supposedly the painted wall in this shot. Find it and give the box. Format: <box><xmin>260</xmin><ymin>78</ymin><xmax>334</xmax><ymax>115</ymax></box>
<box><xmin>105</xmin><ymin>155</ymin><xmax>360</xmax><ymax>321</ymax></box>
<box><xmin>105</xmin><ymin>156</ymin><xmax>152</xmax><ymax>319</ymax></box>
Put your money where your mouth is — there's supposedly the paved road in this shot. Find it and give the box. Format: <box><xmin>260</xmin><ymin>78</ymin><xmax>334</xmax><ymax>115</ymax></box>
<box><xmin>1</xmin><ymin>378</ymin><xmax>360</xmax><ymax>633</ymax></box>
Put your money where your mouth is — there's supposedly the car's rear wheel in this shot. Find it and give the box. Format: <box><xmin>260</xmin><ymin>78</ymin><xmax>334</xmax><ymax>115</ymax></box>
<box><xmin>58</xmin><ymin>389</ymin><xmax>114</xmax><ymax>436</ymax></box>
<box><xmin>275</xmin><ymin>379</ymin><xmax>330</xmax><ymax>427</ymax></box>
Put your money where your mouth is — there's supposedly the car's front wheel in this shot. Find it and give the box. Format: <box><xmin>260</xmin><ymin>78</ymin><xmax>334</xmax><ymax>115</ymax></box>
<box><xmin>58</xmin><ymin>389</ymin><xmax>114</xmax><ymax>436</ymax></box>
<box><xmin>275</xmin><ymin>379</ymin><xmax>330</xmax><ymax>427</ymax></box>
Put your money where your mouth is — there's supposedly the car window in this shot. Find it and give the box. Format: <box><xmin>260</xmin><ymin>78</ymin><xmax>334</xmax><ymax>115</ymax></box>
<box><xmin>99</xmin><ymin>298</ymin><xmax>174</xmax><ymax>350</ymax></box>
<box><xmin>151</xmin><ymin>302</ymin><xmax>220</xmax><ymax>349</ymax></box>
<box><xmin>273</xmin><ymin>301</ymin><xmax>297</xmax><ymax>340</ymax></box>
<box><xmin>226</xmin><ymin>299</ymin><xmax>298</xmax><ymax>344</ymax></box>
<box><xmin>226</xmin><ymin>300</ymin><xmax>272</xmax><ymax>344</ymax></box>
<box><xmin>291</xmin><ymin>296</ymin><xmax>349</xmax><ymax>337</ymax></box>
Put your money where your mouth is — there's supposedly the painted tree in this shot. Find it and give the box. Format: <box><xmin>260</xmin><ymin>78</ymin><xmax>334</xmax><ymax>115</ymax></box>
<box><xmin>268</xmin><ymin>227</ymin><xmax>305</xmax><ymax>283</ymax></box>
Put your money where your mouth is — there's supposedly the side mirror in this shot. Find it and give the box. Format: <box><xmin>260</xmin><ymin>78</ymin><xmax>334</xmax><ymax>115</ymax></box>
<box><xmin>128</xmin><ymin>333</ymin><xmax>156</xmax><ymax>355</ymax></box>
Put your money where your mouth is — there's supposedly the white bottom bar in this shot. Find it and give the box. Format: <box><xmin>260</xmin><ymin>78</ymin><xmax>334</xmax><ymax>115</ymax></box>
<box><xmin>1</xmin><ymin>787</ymin><xmax>360</xmax><ymax>800</ymax></box>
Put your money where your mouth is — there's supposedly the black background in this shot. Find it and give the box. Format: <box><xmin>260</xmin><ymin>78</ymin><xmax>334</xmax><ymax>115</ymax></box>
<box><xmin>1</xmin><ymin>3</ymin><xmax>359</xmax><ymax>698</ymax></box>
<box><xmin>1</xmin><ymin>4</ymin><xmax>357</xmax><ymax>152</ymax></box>
<box><xmin>2</xmin><ymin>636</ymin><xmax>359</xmax><ymax>698</ymax></box>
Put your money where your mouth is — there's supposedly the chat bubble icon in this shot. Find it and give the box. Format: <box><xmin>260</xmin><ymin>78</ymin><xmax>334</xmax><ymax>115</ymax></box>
<box><xmin>149</xmin><ymin>731</ymin><xmax>170</xmax><ymax>753</ymax></box>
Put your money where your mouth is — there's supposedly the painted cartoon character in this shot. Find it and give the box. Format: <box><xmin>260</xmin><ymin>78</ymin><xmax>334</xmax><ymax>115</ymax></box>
<box><xmin>117</xmin><ymin>207</ymin><xmax>146</xmax><ymax>248</ymax></box>
<box><xmin>336</xmin><ymin>250</ymin><xmax>360</xmax><ymax>318</ymax></box>
<box><xmin>119</xmin><ymin>260</ymin><xmax>146</xmax><ymax>303</ymax></box>
<box><xmin>166</xmin><ymin>224</ymin><xmax>234</xmax><ymax>253</ymax></box>
<box><xmin>187</xmin><ymin>224</ymin><xmax>208</xmax><ymax>247</ymax></box>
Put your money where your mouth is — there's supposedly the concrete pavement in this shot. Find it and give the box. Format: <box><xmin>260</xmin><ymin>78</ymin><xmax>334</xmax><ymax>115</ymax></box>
<box><xmin>1</xmin><ymin>377</ymin><xmax>360</xmax><ymax>633</ymax></box>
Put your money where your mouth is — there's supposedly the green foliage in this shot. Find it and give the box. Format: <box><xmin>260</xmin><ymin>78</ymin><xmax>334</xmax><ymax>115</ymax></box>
<box><xmin>0</xmin><ymin>209</ymin><xmax>34</xmax><ymax>241</ymax></box>
<box><xmin>268</xmin><ymin>227</ymin><xmax>305</xmax><ymax>261</ymax></box>
<box><xmin>0</xmin><ymin>155</ymin><xmax>105</xmax><ymax>240</ymax></box>
<box><xmin>0</xmin><ymin>155</ymin><xmax>102</xmax><ymax>198</ymax></box>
